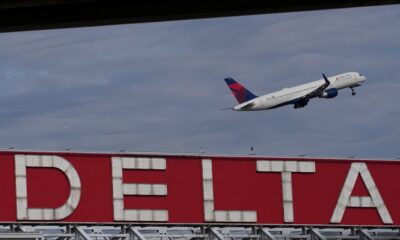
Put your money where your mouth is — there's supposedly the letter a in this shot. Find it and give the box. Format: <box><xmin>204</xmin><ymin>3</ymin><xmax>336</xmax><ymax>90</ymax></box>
<box><xmin>330</xmin><ymin>162</ymin><xmax>392</xmax><ymax>224</ymax></box>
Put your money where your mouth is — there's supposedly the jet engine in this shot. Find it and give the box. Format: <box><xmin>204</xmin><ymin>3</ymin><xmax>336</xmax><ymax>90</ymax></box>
<box><xmin>319</xmin><ymin>88</ymin><xmax>338</xmax><ymax>98</ymax></box>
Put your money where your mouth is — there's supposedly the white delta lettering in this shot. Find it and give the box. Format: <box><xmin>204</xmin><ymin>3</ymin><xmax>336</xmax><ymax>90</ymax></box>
<box><xmin>256</xmin><ymin>160</ymin><xmax>316</xmax><ymax>223</ymax></box>
<box><xmin>111</xmin><ymin>157</ymin><xmax>168</xmax><ymax>221</ymax></box>
<box><xmin>330</xmin><ymin>162</ymin><xmax>393</xmax><ymax>224</ymax></box>
<box><xmin>202</xmin><ymin>159</ymin><xmax>257</xmax><ymax>222</ymax></box>
<box><xmin>201</xmin><ymin>159</ymin><xmax>316</xmax><ymax>223</ymax></box>
<box><xmin>15</xmin><ymin>155</ymin><xmax>81</xmax><ymax>220</ymax></box>
<box><xmin>14</xmin><ymin>156</ymin><xmax>392</xmax><ymax>224</ymax></box>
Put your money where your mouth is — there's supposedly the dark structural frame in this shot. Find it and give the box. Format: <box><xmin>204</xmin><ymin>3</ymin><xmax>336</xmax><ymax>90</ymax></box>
<box><xmin>1</xmin><ymin>0</ymin><xmax>400</xmax><ymax>32</ymax></box>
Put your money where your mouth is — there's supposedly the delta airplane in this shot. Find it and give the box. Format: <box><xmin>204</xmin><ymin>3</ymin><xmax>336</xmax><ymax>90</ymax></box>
<box><xmin>224</xmin><ymin>72</ymin><xmax>366</xmax><ymax>111</ymax></box>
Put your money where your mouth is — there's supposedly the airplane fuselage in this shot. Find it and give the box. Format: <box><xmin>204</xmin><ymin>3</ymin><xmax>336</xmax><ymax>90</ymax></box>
<box><xmin>233</xmin><ymin>72</ymin><xmax>366</xmax><ymax>111</ymax></box>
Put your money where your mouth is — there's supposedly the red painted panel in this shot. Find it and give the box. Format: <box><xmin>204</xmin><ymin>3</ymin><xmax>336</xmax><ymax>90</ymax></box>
<box><xmin>27</xmin><ymin>168</ymin><xmax>70</xmax><ymax>208</ymax></box>
<box><xmin>294</xmin><ymin>161</ymin><xmax>350</xmax><ymax>224</ymax></box>
<box><xmin>0</xmin><ymin>153</ymin><xmax>16</xmax><ymax>221</ymax></box>
<box><xmin>213</xmin><ymin>158</ymin><xmax>283</xmax><ymax>223</ymax></box>
<box><xmin>123</xmin><ymin>158</ymin><xmax>204</xmax><ymax>223</ymax></box>
<box><xmin>0</xmin><ymin>151</ymin><xmax>399</xmax><ymax>226</ymax></box>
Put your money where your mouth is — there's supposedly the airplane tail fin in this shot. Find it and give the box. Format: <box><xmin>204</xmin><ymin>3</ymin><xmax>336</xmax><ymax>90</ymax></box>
<box><xmin>224</xmin><ymin>77</ymin><xmax>258</xmax><ymax>104</ymax></box>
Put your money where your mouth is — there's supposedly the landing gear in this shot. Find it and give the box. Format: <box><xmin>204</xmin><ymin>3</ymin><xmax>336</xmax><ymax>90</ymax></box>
<box><xmin>350</xmin><ymin>87</ymin><xmax>356</xmax><ymax>96</ymax></box>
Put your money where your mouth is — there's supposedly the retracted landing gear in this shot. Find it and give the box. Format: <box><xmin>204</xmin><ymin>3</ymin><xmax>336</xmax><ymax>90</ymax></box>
<box><xmin>350</xmin><ymin>87</ymin><xmax>356</xmax><ymax>96</ymax></box>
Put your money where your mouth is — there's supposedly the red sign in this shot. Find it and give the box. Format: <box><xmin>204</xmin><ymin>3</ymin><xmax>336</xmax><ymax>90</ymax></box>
<box><xmin>0</xmin><ymin>151</ymin><xmax>399</xmax><ymax>225</ymax></box>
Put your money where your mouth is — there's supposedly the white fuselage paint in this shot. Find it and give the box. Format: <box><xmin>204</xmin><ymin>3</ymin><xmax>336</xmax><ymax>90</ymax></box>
<box><xmin>234</xmin><ymin>72</ymin><xmax>366</xmax><ymax>111</ymax></box>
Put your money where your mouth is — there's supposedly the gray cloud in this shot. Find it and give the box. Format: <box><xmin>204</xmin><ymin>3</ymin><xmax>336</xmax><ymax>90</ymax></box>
<box><xmin>0</xmin><ymin>5</ymin><xmax>399</xmax><ymax>158</ymax></box>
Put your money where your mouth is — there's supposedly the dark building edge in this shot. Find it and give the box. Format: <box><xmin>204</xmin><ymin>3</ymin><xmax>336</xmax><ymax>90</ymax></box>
<box><xmin>1</xmin><ymin>0</ymin><xmax>400</xmax><ymax>32</ymax></box>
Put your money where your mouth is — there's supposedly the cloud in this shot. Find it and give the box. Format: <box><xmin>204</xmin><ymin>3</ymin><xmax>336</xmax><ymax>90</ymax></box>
<box><xmin>0</xmin><ymin>5</ymin><xmax>399</xmax><ymax>158</ymax></box>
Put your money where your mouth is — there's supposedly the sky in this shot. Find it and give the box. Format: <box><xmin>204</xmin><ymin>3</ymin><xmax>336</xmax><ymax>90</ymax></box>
<box><xmin>0</xmin><ymin>5</ymin><xmax>399</xmax><ymax>158</ymax></box>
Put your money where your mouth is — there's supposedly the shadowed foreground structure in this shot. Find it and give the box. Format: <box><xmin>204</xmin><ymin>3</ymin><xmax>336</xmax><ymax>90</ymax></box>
<box><xmin>1</xmin><ymin>0</ymin><xmax>400</xmax><ymax>32</ymax></box>
<box><xmin>1</xmin><ymin>224</ymin><xmax>400</xmax><ymax>240</ymax></box>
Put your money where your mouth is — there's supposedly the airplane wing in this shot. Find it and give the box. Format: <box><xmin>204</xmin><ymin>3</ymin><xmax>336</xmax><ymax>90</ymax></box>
<box><xmin>303</xmin><ymin>73</ymin><xmax>331</xmax><ymax>99</ymax></box>
<box><xmin>289</xmin><ymin>74</ymin><xmax>331</xmax><ymax>109</ymax></box>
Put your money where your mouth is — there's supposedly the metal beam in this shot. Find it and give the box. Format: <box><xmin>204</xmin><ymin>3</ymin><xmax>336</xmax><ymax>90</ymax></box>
<box><xmin>0</xmin><ymin>0</ymin><xmax>400</xmax><ymax>33</ymax></box>
<box><xmin>2</xmin><ymin>224</ymin><xmax>400</xmax><ymax>240</ymax></box>
<box><xmin>2</xmin><ymin>224</ymin><xmax>43</xmax><ymax>239</ymax></box>
<box><xmin>260</xmin><ymin>228</ymin><xmax>277</xmax><ymax>240</ymax></box>
<box><xmin>0</xmin><ymin>232</ymin><xmax>43</xmax><ymax>239</ymax></box>
<box><xmin>208</xmin><ymin>228</ymin><xmax>225</xmax><ymax>240</ymax></box>
<box><xmin>74</xmin><ymin>226</ymin><xmax>93</xmax><ymax>240</ymax></box>
<box><xmin>310</xmin><ymin>228</ymin><xmax>327</xmax><ymax>240</ymax></box>
<box><xmin>129</xmin><ymin>227</ymin><xmax>147</xmax><ymax>240</ymax></box>
<box><xmin>359</xmin><ymin>229</ymin><xmax>374</xmax><ymax>240</ymax></box>
<box><xmin>15</xmin><ymin>225</ymin><xmax>35</xmax><ymax>233</ymax></box>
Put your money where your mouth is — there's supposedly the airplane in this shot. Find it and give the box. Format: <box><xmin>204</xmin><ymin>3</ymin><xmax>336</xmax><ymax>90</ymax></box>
<box><xmin>224</xmin><ymin>72</ymin><xmax>366</xmax><ymax>111</ymax></box>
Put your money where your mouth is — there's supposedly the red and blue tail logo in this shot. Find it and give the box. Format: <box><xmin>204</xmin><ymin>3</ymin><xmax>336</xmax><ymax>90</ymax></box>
<box><xmin>224</xmin><ymin>77</ymin><xmax>258</xmax><ymax>104</ymax></box>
